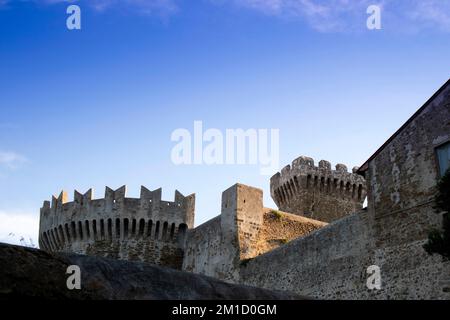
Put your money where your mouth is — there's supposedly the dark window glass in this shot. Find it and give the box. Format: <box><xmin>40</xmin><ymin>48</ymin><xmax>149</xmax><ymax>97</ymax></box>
<box><xmin>437</xmin><ymin>142</ymin><xmax>450</xmax><ymax>176</ymax></box>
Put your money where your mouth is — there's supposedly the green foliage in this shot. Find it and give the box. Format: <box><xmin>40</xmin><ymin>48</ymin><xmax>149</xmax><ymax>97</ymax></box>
<box><xmin>271</xmin><ymin>210</ymin><xmax>283</xmax><ymax>220</ymax></box>
<box><xmin>424</xmin><ymin>169</ymin><xmax>450</xmax><ymax>259</ymax></box>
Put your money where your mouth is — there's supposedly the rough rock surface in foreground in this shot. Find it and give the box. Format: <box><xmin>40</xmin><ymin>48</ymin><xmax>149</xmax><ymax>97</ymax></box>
<box><xmin>0</xmin><ymin>243</ymin><xmax>303</xmax><ymax>300</ymax></box>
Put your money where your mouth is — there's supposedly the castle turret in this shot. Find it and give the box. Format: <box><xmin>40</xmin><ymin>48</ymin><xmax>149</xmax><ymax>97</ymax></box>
<box><xmin>39</xmin><ymin>185</ymin><xmax>195</xmax><ymax>269</ymax></box>
<box><xmin>270</xmin><ymin>156</ymin><xmax>367</xmax><ymax>222</ymax></box>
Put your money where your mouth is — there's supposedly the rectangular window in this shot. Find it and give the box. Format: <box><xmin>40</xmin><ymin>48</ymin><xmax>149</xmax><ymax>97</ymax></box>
<box><xmin>436</xmin><ymin>142</ymin><xmax>450</xmax><ymax>176</ymax></box>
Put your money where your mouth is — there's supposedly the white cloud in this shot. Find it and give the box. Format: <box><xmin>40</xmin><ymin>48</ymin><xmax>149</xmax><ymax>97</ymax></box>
<box><xmin>0</xmin><ymin>0</ymin><xmax>178</xmax><ymax>15</ymax></box>
<box><xmin>44</xmin><ymin>0</ymin><xmax>178</xmax><ymax>15</ymax></box>
<box><xmin>216</xmin><ymin>0</ymin><xmax>450</xmax><ymax>33</ymax></box>
<box><xmin>404</xmin><ymin>0</ymin><xmax>450</xmax><ymax>32</ymax></box>
<box><xmin>211</xmin><ymin>0</ymin><xmax>372</xmax><ymax>31</ymax></box>
<box><xmin>0</xmin><ymin>211</ymin><xmax>39</xmax><ymax>248</ymax></box>
<box><xmin>1</xmin><ymin>0</ymin><xmax>450</xmax><ymax>32</ymax></box>
<box><xmin>0</xmin><ymin>151</ymin><xmax>27</xmax><ymax>169</ymax></box>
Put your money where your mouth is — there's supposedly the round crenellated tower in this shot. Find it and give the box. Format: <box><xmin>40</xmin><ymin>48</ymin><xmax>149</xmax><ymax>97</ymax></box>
<box><xmin>38</xmin><ymin>185</ymin><xmax>195</xmax><ymax>270</ymax></box>
<box><xmin>270</xmin><ymin>156</ymin><xmax>367</xmax><ymax>223</ymax></box>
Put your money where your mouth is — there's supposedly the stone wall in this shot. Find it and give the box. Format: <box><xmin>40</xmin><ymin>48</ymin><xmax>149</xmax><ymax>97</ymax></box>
<box><xmin>270</xmin><ymin>157</ymin><xmax>366</xmax><ymax>222</ymax></box>
<box><xmin>182</xmin><ymin>216</ymin><xmax>235</xmax><ymax>280</ymax></box>
<box><xmin>254</xmin><ymin>209</ymin><xmax>327</xmax><ymax>256</ymax></box>
<box><xmin>182</xmin><ymin>184</ymin><xmax>326</xmax><ymax>282</ymax></box>
<box><xmin>240</xmin><ymin>210</ymin><xmax>373</xmax><ymax>299</ymax></box>
<box><xmin>240</xmin><ymin>209</ymin><xmax>450</xmax><ymax>299</ymax></box>
<box><xmin>39</xmin><ymin>186</ymin><xmax>195</xmax><ymax>269</ymax></box>
<box><xmin>183</xmin><ymin>184</ymin><xmax>264</xmax><ymax>282</ymax></box>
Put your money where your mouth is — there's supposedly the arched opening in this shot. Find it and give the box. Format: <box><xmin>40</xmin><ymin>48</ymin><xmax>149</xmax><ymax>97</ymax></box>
<box><xmin>107</xmin><ymin>219</ymin><xmax>112</xmax><ymax>239</ymax></box>
<box><xmin>306</xmin><ymin>175</ymin><xmax>312</xmax><ymax>188</ymax></box>
<box><xmin>276</xmin><ymin>189</ymin><xmax>282</xmax><ymax>204</ymax></box>
<box><xmin>43</xmin><ymin>232</ymin><xmax>50</xmax><ymax>251</ymax></box>
<box><xmin>50</xmin><ymin>230</ymin><xmax>58</xmax><ymax>250</ymax></box>
<box><xmin>279</xmin><ymin>187</ymin><xmax>285</xmax><ymax>202</ymax></box>
<box><xmin>294</xmin><ymin>176</ymin><xmax>300</xmax><ymax>189</ymax></box>
<box><xmin>286</xmin><ymin>183</ymin><xmax>292</xmax><ymax>197</ymax></box>
<box><xmin>154</xmin><ymin>221</ymin><xmax>160</xmax><ymax>240</ymax></box>
<box><xmin>85</xmin><ymin>220</ymin><xmax>90</xmax><ymax>238</ymax></box>
<box><xmin>147</xmin><ymin>220</ymin><xmax>153</xmax><ymax>238</ymax></box>
<box><xmin>78</xmin><ymin>221</ymin><xmax>84</xmax><ymax>240</ymax></box>
<box><xmin>92</xmin><ymin>220</ymin><xmax>98</xmax><ymax>239</ymax></box>
<box><xmin>138</xmin><ymin>219</ymin><xmax>145</xmax><ymax>237</ymax></box>
<box><xmin>177</xmin><ymin>223</ymin><xmax>188</xmax><ymax>245</ymax></box>
<box><xmin>290</xmin><ymin>180</ymin><xmax>296</xmax><ymax>194</ymax></box>
<box><xmin>115</xmin><ymin>218</ymin><xmax>121</xmax><ymax>238</ymax></box>
<box><xmin>131</xmin><ymin>219</ymin><xmax>137</xmax><ymax>237</ymax></box>
<box><xmin>162</xmin><ymin>221</ymin><xmax>168</xmax><ymax>240</ymax></box>
<box><xmin>70</xmin><ymin>221</ymin><xmax>77</xmax><ymax>240</ymax></box>
<box><xmin>64</xmin><ymin>224</ymin><xmax>71</xmax><ymax>242</ymax></box>
<box><xmin>48</xmin><ymin>231</ymin><xmax>56</xmax><ymax>251</ymax></box>
<box><xmin>170</xmin><ymin>223</ymin><xmax>176</xmax><ymax>239</ymax></box>
<box><xmin>58</xmin><ymin>225</ymin><xmax>65</xmax><ymax>245</ymax></box>
<box><xmin>277</xmin><ymin>189</ymin><xmax>283</xmax><ymax>204</ymax></box>
<box><xmin>283</xmin><ymin>185</ymin><xmax>289</xmax><ymax>202</ymax></box>
<box><xmin>52</xmin><ymin>229</ymin><xmax>60</xmax><ymax>249</ymax></box>
<box><xmin>100</xmin><ymin>219</ymin><xmax>105</xmax><ymax>239</ymax></box>
<box><xmin>124</xmin><ymin>218</ymin><xmax>129</xmax><ymax>238</ymax></box>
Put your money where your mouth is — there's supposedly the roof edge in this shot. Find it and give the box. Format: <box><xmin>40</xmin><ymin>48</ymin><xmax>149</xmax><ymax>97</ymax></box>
<box><xmin>357</xmin><ymin>78</ymin><xmax>450</xmax><ymax>174</ymax></box>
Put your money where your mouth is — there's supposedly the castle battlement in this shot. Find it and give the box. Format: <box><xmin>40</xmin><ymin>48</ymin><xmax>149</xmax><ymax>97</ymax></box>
<box><xmin>270</xmin><ymin>156</ymin><xmax>367</xmax><ymax>222</ymax></box>
<box><xmin>39</xmin><ymin>186</ymin><xmax>195</xmax><ymax>269</ymax></box>
<box><xmin>41</xmin><ymin>186</ymin><xmax>195</xmax><ymax>222</ymax></box>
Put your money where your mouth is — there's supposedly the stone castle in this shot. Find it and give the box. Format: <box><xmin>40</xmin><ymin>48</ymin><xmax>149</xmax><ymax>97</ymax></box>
<box><xmin>39</xmin><ymin>187</ymin><xmax>194</xmax><ymax>269</ymax></box>
<box><xmin>270</xmin><ymin>157</ymin><xmax>366</xmax><ymax>222</ymax></box>
<box><xmin>39</xmin><ymin>79</ymin><xmax>450</xmax><ymax>299</ymax></box>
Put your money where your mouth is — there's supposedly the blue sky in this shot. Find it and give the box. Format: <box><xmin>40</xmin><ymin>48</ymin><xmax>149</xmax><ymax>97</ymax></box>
<box><xmin>0</xmin><ymin>0</ymin><xmax>449</xmax><ymax>246</ymax></box>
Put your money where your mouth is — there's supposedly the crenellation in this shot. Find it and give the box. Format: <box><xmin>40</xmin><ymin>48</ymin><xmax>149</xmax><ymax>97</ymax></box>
<box><xmin>270</xmin><ymin>156</ymin><xmax>367</xmax><ymax>222</ymax></box>
<box><xmin>139</xmin><ymin>185</ymin><xmax>152</xmax><ymax>200</ymax></box>
<box><xmin>174</xmin><ymin>190</ymin><xmax>184</xmax><ymax>205</ymax></box>
<box><xmin>74</xmin><ymin>188</ymin><xmax>93</xmax><ymax>206</ymax></box>
<box><xmin>151</xmin><ymin>187</ymin><xmax>162</xmax><ymax>206</ymax></box>
<box><xmin>319</xmin><ymin>160</ymin><xmax>331</xmax><ymax>171</ymax></box>
<box><xmin>105</xmin><ymin>185</ymin><xmax>126</xmax><ymax>200</ymax></box>
<box><xmin>51</xmin><ymin>191</ymin><xmax>68</xmax><ymax>214</ymax></box>
<box><xmin>292</xmin><ymin>155</ymin><xmax>314</xmax><ymax>169</ymax></box>
<box><xmin>335</xmin><ymin>163</ymin><xmax>348</xmax><ymax>172</ymax></box>
<box><xmin>41</xmin><ymin>201</ymin><xmax>51</xmax><ymax>215</ymax></box>
<box><xmin>39</xmin><ymin>185</ymin><xmax>195</xmax><ymax>269</ymax></box>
